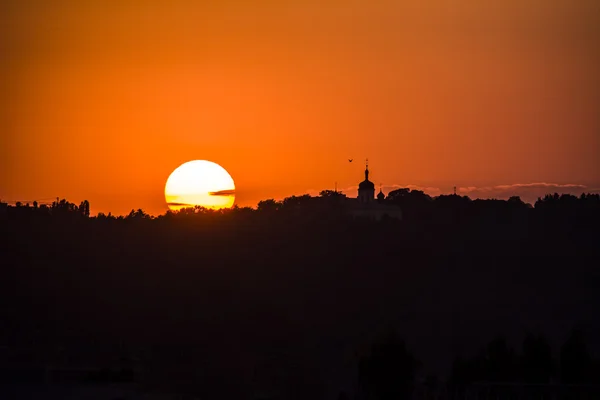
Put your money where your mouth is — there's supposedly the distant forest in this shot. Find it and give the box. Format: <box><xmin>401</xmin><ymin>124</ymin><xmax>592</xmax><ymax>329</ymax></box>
<box><xmin>1</xmin><ymin>190</ymin><xmax>599</xmax><ymax>399</ymax></box>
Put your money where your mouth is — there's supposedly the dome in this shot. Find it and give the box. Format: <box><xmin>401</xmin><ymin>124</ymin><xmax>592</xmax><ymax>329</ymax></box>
<box><xmin>359</xmin><ymin>179</ymin><xmax>375</xmax><ymax>190</ymax></box>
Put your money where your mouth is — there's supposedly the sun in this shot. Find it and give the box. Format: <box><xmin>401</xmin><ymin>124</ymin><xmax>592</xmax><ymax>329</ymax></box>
<box><xmin>165</xmin><ymin>160</ymin><xmax>235</xmax><ymax>211</ymax></box>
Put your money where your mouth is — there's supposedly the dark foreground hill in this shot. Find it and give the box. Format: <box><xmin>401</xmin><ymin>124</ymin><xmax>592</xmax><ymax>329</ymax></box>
<box><xmin>1</xmin><ymin>193</ymin><xmax>599</xmax><ymax>399</ymax></box>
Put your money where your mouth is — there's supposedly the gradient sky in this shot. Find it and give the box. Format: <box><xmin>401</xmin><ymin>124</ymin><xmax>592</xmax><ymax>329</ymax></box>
<box><xmin>2</xmin><ymin>0</ymin><xmax>599</xmax><ymax>215</ymax></box>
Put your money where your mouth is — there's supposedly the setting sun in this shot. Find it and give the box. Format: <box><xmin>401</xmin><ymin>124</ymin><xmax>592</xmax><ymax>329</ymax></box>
<box><xmin>164</xmin><ymin>160</ymin><xmax>235</xmax><ymax>211</ymax></box>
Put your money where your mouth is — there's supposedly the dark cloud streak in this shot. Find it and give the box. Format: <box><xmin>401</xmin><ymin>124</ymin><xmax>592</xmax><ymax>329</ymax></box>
<box><xmin>208</xmin><ymin>190</ymin><xmax>236</xmax><ymax>196</ymax></box>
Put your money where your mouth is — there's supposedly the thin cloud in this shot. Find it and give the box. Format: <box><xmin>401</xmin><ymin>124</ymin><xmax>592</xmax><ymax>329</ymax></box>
<box><xmin>492</xmin><ymin>183</ymin><xmax>587</xmax><ymax>190</ymax></box>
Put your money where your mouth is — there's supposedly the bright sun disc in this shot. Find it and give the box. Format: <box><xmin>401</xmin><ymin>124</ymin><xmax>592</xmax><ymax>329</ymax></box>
<box><xmin>165</xmin><ymin>160</ymin><xmax>235</xmax><ymax>211</ymax></box>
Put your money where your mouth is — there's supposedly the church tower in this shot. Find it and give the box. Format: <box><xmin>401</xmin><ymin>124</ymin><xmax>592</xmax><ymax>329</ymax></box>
<box><xmin>377</xmin><ymin>184</ymin><xmax>385</xmax><ymax>202</ymax></box>
<box><xmin>358</xmin><ymin>159</ymin><xmax>375</xmax><ymax>204</ymax></box>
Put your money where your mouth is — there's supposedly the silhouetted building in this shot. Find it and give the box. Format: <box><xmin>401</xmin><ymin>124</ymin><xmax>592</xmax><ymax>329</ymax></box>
<box><xmin>358</xmin><ymin>164</ymin><xmax>376</xmax><ymax>204</ymax></box>
<box><xmin>348</xmin><ymin>162</ymin><xmax>402</xmax><ymax>221</ymax></box>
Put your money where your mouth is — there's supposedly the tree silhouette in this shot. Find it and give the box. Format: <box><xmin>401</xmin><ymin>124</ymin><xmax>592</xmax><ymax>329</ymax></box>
<box><xmin>358</xmin><ymin>330</ymin><xmax>418</xmax><ymax>400</ymax></box>
<box><xmin>477</xmin><ymin>336</ymin><xmax>518</xmax><ymax>382</ymax></box>
<box><xmin>319</xmin><ymin>190</ymin><xmax>345</xmax><ymax>198</ymax></box>
<box><xmin>257</xmin><ymin>199</ymin><xmax>282</xmax><ymax>212</ymax></box>
<box><xmin>127</xmin><ymin>208</ymin><xmax>151</xmax><ymax>220</ymax></box>
<box><xmin>385</xmin><ymin>188</ymin><xmax>432</xmax><ymax>223</ymax></box>
<box><xmin>560</xmin><ymin>329</ymin><xmax>592</xmax><ymax>384</ymax></box>
<box><xmin>282</xmin><ymin>194</ymin><xmax>313</xmax><ymax>211</ymax></box>
<box><xmin>79</xmin><ymin>200</ymin><xmax>90</xmax><ymax>217</ymax></box>
<box><xmin>51</xmin><ymin>198</ymin><xmax>79</xmax><ymax>216</ymax></box>
<box><xmin>336</xmin><ymin>390</ymin><xmax>350</xmax><ymax>400</ymax></box>
<box><xmin>449</xmin><ymin>336</ymin><xmax>518</xmax><ymax>386</ymax></box>
<box><xmin>520</xmin><ymin>334</ymin><xmax>554</xmax><ymax>383</ymax></box>
<box><xmin>450</xmin><ymin>355</ymin><xmax>479</xmax><ymax>390</ymax></box>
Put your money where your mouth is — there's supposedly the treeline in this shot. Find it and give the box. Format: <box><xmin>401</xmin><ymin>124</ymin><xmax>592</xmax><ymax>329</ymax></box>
<box><xmin>450</xmin><ymin>330</ymin><xmax>598</xmax><ymax>386</ymax></box>
<box><xmin>2</xmin><ymin>190</ymin><xmax>599</xmax><ymax>224</ymax></box>
<box><xmin>2</xmin><ymin>189</ymin><xmax>599</xmax><ymax>246</ymax></box>
<box><xmin>355</xmin><ymin>328</ymin><xmax>600</xmax><ymax>400</ymax></box>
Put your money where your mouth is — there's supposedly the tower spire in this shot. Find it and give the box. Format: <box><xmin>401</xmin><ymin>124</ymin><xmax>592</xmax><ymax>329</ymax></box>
<box><xmin>365</xmin><ymin>158</ymin><xmax>369</xmax><ymax>181</ymax></box>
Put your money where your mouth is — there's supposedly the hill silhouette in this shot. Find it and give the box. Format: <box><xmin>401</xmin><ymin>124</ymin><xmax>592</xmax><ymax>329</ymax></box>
<box><xmin>1</xmin><ymin>191</ymin><xmax>599</xmax><ymax>399</ymax></box>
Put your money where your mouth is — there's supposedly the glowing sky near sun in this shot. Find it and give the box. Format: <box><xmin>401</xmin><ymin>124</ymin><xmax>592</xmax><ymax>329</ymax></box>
<box><xmin>1</xmin><ymin>0</ymin><xmax>599</xmax><ymax>215</ymax></box>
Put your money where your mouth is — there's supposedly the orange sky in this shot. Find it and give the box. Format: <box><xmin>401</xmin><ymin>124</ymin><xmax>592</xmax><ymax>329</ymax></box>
<box><xmin>2</xmin><ymin>0</ymin><xmax>599</xmax><ymax>215</ymax></box>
